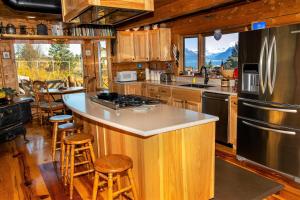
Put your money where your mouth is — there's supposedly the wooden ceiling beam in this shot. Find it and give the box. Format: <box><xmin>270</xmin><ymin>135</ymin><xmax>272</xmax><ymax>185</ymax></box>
<box><xmin>117</xmin><ymin>0</ymin><xmax>240</xmax><ymax>29</ymax></box>
<box><xmin>169</xmin><ymin>0</ymin><xmax>300</xmax><ymax>35</ymax></box>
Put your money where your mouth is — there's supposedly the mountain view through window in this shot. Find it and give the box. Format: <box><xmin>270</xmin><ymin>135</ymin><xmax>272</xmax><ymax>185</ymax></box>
<box><xmin>205</xmin><ymin>33</ymin><xmax>238</xmax><ymax>69</ymax></box>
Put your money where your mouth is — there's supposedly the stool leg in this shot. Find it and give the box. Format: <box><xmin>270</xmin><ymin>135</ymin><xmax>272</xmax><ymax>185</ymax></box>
<box><xmin>51</xmin><ymin>122</ymin><xmax>58</xmax><ymax>161</ymax></box>
<box><xmin>69</xmin><ymin>145</ymin><xmax>75</xmax><ymax>200</ymax></box>
<box><xmin>107</xmin><ymin>173</ymin><xmax>113</xmax><ymax>200</ymax></box>
<box><xmin>92</xmin><ymin>171</ymin><xmax>100</xmax><ymax>200</ymax></box>
<box><xmin>117</xmin><ymin>174</ymin><xmax>122</xmax><ymax>200</ymax></box>
<box><xmin>127</xmin><ymin>169</ymin><xmax>138</xmax><ymax>200</ymax></box>
<box><xmin>60</xmin><ymin>131</ymin><xmax>66</xmax><ymax>177</ymax></box>
<box><xmin>88</xmin><ymin>141</ymin><xmax>96</xmax><ymax>163</ymax></box>
<box><xmin>64</xmin><ymin>144</ymin><xmax>70</xmax><ymax>186</ymax></box>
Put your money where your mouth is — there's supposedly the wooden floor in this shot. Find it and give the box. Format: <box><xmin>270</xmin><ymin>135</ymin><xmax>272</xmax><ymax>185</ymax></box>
<box><xmin>0</xmin><ymin>121</ymin><xmax>300</xmax><ymax>200</ymax></box>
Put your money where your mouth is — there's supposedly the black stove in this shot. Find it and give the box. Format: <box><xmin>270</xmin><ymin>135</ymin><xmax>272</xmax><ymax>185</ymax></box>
<box><xmin>91</xmin><ymin>93</ymin><xmax>160</xmax><ymax>110</ymax></box>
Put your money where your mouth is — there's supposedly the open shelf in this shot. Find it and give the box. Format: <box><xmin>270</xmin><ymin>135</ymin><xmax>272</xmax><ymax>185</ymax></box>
<box><xmin>0</xmin><ymin>34</ymin><xmax>116</xmax><ymax>40</ymax></box>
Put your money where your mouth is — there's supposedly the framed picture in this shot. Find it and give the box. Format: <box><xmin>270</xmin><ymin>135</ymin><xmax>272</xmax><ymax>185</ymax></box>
<box><xmin>2</xmin><ymin>52</ymin><xmax>10</xmax><ymax>59</ymax></box>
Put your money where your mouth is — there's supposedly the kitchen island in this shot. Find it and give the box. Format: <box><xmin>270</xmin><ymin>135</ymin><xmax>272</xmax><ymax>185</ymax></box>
<box><xmin>63</xmin><ymin>92</ymin><xmax>219</xmax><ymax>200</ymax></box>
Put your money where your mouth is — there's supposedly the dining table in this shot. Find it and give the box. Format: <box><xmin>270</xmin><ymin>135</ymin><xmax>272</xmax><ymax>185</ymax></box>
<box><xmin>41</xmin><ymin>86</ymin><xmax>86</xmax><ymax>101</ymax></box>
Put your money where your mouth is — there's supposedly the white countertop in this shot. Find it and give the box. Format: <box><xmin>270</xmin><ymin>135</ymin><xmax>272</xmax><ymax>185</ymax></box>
<box><xmin>63</xmin><ymin>93</ymin><xmax>219</xmax><ymax>137</ymax></box>
<box><xmin>116</xmin><ymin>80</ymin><xmax>238</xmax><ymax>96</ymax></box>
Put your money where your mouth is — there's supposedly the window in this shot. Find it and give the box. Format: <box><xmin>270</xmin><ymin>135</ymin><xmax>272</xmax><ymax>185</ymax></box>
<box><xmin>183</xmin><ymin>36</ymin><xmax>199</xmax><ymax>72</ymax></box>
<box><xmin>14</xmin><ymin>42</ymin><xmax>83</xmax><ymax>86</ymax></box>
<box><xmin>98</xmin><ymin>40</ymin><xmax>109</xmax><ymax>89</ymax></box>
<box><xmin>205</xmin><ymin>33</ymin><xmax>238</xmax><ymax>69</ymax></box>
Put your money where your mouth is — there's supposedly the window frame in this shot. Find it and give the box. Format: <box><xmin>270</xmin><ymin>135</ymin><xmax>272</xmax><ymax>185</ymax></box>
<box><xmin>183</xmin><ymin>35</ymin><xmax>199</xmax><ymax>72</ymax></box>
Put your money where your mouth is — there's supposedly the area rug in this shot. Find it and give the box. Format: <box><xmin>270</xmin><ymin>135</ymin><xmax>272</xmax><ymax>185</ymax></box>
<box><xmin>215</xmin><ymin>158</ymin><xmax>283</xmax><ymax>200</ymax></box>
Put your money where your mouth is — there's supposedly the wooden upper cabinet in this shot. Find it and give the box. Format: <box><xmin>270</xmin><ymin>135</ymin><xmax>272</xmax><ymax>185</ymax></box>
<box><xmin>116</xmin><ymin>28</ymin><xmax>171</xmax><ymax>62</ymax></box>
<box><xmin>148</xmin><ymin>30</ymin><xmax>160</xmax><ymax>61</ymax></box>
<box><xmin>133</xmin><ymin>31</ymin><xmax>150</xmax><ymax>62</ymax></box>
<box><xmin>159</xmin><ymin>28</ymin><xmax>172</xmax><ymax>61</ymax></box>
<box><xmin>117</xmin><ymin>31</ymin><xmax>135</xmax><ymax>62</ymax></box>
<box><xmin>61</xmin><ymin>0</ymin><xmax>154</xmax><ymax>23</ymax></box>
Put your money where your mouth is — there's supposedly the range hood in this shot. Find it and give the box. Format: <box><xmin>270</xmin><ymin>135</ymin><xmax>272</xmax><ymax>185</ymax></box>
<box><xmin>62</xmin><ymin>0</ymin><xmax>154</xmax><ymax>25</ymax></box>
<box><xmin>77</xmin><ymin>6</ymin><xmax>150</xmax><ymax>26</ymax></box>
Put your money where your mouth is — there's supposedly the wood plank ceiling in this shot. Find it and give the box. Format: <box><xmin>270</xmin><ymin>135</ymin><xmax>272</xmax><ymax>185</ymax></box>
<box><xmin>118</xmin><ymin>0</ymin><xmax>242</xmax><ymax>29</ymax></box>
<box><xmin>0</xmin><ymin>0</ymin><xmax>61</xmax><ymax>21</ymax></box>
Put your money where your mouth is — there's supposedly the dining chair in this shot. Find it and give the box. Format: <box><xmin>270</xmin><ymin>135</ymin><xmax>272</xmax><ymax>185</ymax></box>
<box><xmin>32</xmin><ymin>80</ymin><xmax>65</xmax><ymax>125</ymax></box>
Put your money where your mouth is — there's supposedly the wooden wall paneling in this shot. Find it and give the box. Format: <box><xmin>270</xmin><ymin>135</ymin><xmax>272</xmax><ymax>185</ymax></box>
<box><xmin>198</xmin><ymin>34</ymin><xmax>205</xmax><ymax>67</ymax></box>
<box><xmin>82</xmin><ymin>40</ymin><xmax>97</xmax><ymax>92</ymax></box>
<box><xmin>0</xmin><ymin>17</ymin><xmax>58</xmax><ymax>36</ymax></box>
<box><xmin>0</xmin><ymin>40</ymin><xmax>18</xmax><ymax>89</ymax></box>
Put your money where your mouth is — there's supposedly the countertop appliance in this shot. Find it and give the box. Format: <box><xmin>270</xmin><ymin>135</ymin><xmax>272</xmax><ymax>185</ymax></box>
<box><xmin>202</xmin><ymin>92</ymin><xmax>229</xmax><ymax>144</ymax></box>
<box><xmin>237</xmin><ymin>23</ymin><xmax>300</xmax><ymax>179</ymax></box>
<box><xmin>116</xmin><ymin>71</ymin><xmax>137</xmax><ymax>82</ymax></box>
<box><xmin>160</xmin><ymin>73</ymin><xmax>173</xmax><ymax>82</ymax></box>
<box><xmin>91</xmin><ymin>92</ymin><xmax>160</xmax><ymax>110</ymax></box>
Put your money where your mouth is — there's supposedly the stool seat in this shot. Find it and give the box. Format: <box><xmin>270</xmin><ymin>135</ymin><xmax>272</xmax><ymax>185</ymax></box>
<box><xmin>65</xmin><ymin>134</ymin><xmax>93</xmax><ymax>145</ymax></box>
<box><xmin>49</xmin><ymin>114</ymin><xmax>73</xmax><ymax>123</ymax></box>
<box><xmin>94</xmin><ymin>154</ymin><xmax>133</xmax><ymax>173</ymax></box>
<box><xmin>58</xmin><ymin>122</ymin><xmax>82</xmax><ymax>132</ymax></box>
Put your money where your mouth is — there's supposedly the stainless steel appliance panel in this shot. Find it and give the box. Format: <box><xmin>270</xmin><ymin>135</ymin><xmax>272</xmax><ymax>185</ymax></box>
<box><xmin>238</xmin><ymin>29</ymin><xmax>269</xmax><ymax>100</ymax></box>
<box><xmin>202</xmin><ymin>92</ymin><xmax>229</xmax><ymax>143</ymax></box>
<box><xmin>238</xmin><ymin>98</ymin><xmax>300</xmax><ymax>129</ymax></box>
<box><xmin>237</xmin><ymin>117</ymin><xmax>300</xmax><ymax>177</ymax></box>
<box><xmin>264</xmin><ymin>24</ymin><xmax>300</xmax><ymax>105</ymax></box>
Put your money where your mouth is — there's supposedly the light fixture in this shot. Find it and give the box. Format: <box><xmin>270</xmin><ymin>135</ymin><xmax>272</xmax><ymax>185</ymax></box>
<box><xmin>214</xmin><ymin>29</ymin><xmax>222</xmax><ymax>41</ymax></box>
<box><xmin>27</xmin><ymin>16</ymin><xmax>36</xmax><ymax>19</ymax></box>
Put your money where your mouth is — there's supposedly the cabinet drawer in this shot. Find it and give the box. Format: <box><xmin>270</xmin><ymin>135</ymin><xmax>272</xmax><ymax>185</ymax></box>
<box><xmin>158</xmin><ymin>86</ymin><xmax>171</xmax><ymax>97</ymax></box>
<box><xmin>172</xmin><ymin>88</ymin><xmax>202</xmax><ymax>102</ymax></box>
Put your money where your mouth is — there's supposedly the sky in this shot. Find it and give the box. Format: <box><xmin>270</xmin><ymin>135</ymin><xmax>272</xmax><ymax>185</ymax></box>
<box><xmin>14</xmin><ymin>43</ymin><xmax>82</xmax><ymax>57</ymax></box>
<box><xmin>184</xmin><ymin>37</ymin><xmax>198</xmax><ymax>52</ymax></box>
<box><xmin>205</xmin><ymin>33</ymin><xmax>238</xmax><ymax>55</ymax></box>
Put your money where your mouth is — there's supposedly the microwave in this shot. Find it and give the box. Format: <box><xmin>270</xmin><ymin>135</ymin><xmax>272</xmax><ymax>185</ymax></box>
<box><xmin>116</xmin><ymin>71</ymin><xmax>137</xmax><ymax>82</ymax></box>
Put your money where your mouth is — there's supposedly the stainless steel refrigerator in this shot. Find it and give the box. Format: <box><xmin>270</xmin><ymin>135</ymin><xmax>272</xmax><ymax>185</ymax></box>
<box><xmin>237</xmin><ymin>23</ymin><xmax>300</xmax><ymax>179</ymax></box>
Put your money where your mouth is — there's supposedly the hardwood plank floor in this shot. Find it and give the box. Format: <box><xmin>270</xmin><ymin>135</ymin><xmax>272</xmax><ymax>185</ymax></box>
<box><xmin>0</xmin><ymin>121</ymin><xmax>300</xmax><ymax>200</ymax></box>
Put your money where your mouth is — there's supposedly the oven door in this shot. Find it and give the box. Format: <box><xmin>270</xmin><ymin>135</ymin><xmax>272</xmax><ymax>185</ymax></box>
<box><xmin>237</xmin><ymin>117</ymin><xmax>300</xmax><ymax>177</ymax></box>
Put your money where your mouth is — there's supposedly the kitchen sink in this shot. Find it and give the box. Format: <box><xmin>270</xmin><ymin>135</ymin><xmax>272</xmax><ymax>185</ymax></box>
<box><xmin>179</xmin><ymin>84</ymin><xmax>215</xmax><ymax>88</ymax></box>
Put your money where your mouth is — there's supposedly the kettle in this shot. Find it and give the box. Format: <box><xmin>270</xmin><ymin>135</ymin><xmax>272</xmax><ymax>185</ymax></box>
<box><xmin>37</xmin><ymin>23</ymin><xmax>48</xmax><ymax>35</ymax></box>
<box><xmin>6</xmin><ymin>24</ymin><xmax>16</xmax><ymax>34</ymax></box>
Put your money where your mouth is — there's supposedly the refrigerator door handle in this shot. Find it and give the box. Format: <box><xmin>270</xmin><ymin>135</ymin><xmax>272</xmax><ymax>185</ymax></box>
<box><xmin>242</xmin><ymin>102</ymin><xmax>298</xmax><ymax>113</ymax></box>
<box><xmin>259</xmin><ymin>37</ymin><xmax>268</xmax><ymax>94</ymax></box>
<box><xmin>267</xmin><ymin>35</ymin><xmax>277</xmax><ymax>95</ymax></box>
<box><xmin>242</xmin><ymin>120</ymin><xmax>296</xmax><ymax>135</ymax></box>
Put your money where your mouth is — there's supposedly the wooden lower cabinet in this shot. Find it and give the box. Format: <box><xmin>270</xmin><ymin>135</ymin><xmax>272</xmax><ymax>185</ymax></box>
<box><xmin>172</xmin><ymin>88</ymin><xmax>202</xmax><ymax>112</ymax></box>
<box><xmin>147</xmin><ymin>84</ymin><xmax>159</xmax><ymax>98</ymax></box>
<box><xmin>112</xmin><ymin>83</ymin><xmax>142</xmax><ymax>95</ymax></box>
<box><xmin>171</xmin><ymin>98</ymin><xmax>185</xmax><ymax>108</ymax></box>
<box><xmin>185</xmin><ymin>100</ymin><xmax>202</xmax><ymax>112</ymax></box>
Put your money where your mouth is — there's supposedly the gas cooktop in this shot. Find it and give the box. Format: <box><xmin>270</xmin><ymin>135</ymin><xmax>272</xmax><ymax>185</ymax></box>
<box><xmin>90</xmin><ymin>93</ymin><xmax>160</xmax><ymax>110</ymax></box>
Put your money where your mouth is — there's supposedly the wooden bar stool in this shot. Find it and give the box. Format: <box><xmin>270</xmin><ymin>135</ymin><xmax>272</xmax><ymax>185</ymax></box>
<box><xmin>49</xmin><ymin>114</ymin><xmax>73</xmax><ymax>161</ymax></box>
<box><xmin>92</xmin><ymin>154</ymin><xmax>138</xmax><ymax>200</ymax></box>
<box><xmin>59</xmin><ymin>122</ymin><xmax>83</xmax><ymax>177</ymax></box>
<box><xmin>64</xmin><ymin>134</ymin><xmax>95</xmax><ymax>200</ymax></box>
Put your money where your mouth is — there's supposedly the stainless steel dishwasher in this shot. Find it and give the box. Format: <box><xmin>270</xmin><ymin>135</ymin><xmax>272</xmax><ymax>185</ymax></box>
<box><xmin>202</xmin><ymin>92</ymin><xmax>229</xmax><ymax>144</ymax></box>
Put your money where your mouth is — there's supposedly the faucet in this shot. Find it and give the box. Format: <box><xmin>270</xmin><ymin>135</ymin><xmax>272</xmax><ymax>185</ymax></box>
<box><xmin>200</xmin><ymin>66</ymin><xmax>209</xmax><ymax>85</ymax></box>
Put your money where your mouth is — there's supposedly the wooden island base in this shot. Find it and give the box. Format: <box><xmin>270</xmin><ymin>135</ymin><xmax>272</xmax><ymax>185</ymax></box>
<box><xmin>74</xmin><ymin>113</ymin><xmax>216</xmax><ymax>200</ymax></box>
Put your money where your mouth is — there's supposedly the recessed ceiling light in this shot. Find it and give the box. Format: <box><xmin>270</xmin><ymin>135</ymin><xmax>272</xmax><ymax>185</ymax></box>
<box><xmin>27</xmin><ymin>16</ymin><xmax>36</xmax><ymax>19</ymax></box>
